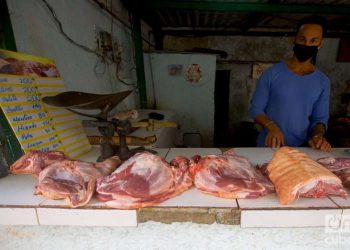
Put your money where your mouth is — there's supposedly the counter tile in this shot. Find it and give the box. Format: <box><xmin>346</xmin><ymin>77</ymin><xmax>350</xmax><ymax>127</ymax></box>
<box><xmin>165</xmin><ymin>148</ymin><xmax>222</xmax><ymax>161</ymax></box>
<box><xmin>37</xmin><ymin>208</ymin><xmax>137</xmax><ymax>227</ymax></box>
<box><xmin>238</xmin><ymin>193</ymin><xmax>339</xmax><ymax>209</ymax></box>
<box><xmin>158</xmin><ymin>187</ymin><xmax>237</xmax><ymax>208</ymax></box>
<box><xmin>241</xmin><ymin>209</ymin><xmax>342</xmax><ymax>228</ymax></box>
<box><xmin>0</xmin><ymin>208</ymin><xmax>38</xmax><ymax>225</ymax></box>
<box><xmin>0</xmin><ymin>174</ymin><xmax>45</xmax><ymax>206</ymax></box>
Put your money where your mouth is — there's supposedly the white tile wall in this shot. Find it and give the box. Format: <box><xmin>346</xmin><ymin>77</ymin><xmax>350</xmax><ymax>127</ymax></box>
<box><xmin>241</xmin><ymin>209</ymin><xmax>342</xmax><ymax>228</ymax></box>
<box><xmin>340</xmin><ymin>209</ymin><xmax>350</xmax><ymax>232</ymax></box>
<box><xmin>37</xmin><ymin>208</ymin><xmax>137</xmax><ymax>227</ymax></box>
<box><xmin>0</xmin><ymin>208</ymin><xmax>38</xmax><ymax>225</ymax></box>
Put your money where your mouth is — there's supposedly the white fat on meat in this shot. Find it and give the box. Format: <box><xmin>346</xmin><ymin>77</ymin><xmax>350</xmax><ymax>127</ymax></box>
<box><xmin>317</xmin><ymin>157</ymin><xmax>350</xmax><ymax>188</ymax></box>
<box><xmin>96</xmin><ymin>152</ymin><xmax>193</xmax><ymax>209</ymax></box>
<box><xmin>35</xmin><ymin>156</ymin><xmax>121</xmax><ymax>208</ymax></box>
<box><xmin>190</xmin><ymin>154</ymin><xmax>274</xmax><ymax>199</ymax></box>
<box><xmin>267</xmin><ymin>147</ymin><xmax>347</xmax><ymax>205</ymax></box>
<box><xmin>293</xmin><ymin>178</ymin><xmax>341</xmax><ymax>195</ymax></box>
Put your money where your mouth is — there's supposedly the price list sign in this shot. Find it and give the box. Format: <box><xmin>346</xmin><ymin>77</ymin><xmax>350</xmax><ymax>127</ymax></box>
<box><xmin>0</xmin><ymin>49</ymin><xmax>91</xmax><ymax>159</ymax></box>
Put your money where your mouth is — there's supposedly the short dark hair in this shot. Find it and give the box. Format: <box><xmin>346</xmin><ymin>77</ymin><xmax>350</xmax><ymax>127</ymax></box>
<box><xmin>296</xmin><ymin>15</ymin><xmax>328</xmax><ymax>36</ymax></box>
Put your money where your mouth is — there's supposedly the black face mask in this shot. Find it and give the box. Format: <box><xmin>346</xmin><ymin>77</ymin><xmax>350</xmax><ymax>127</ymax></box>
<box><xmin>293</xmin><ymin>43</ymin><xmax>319</xmax><ymax>64</ymax></box>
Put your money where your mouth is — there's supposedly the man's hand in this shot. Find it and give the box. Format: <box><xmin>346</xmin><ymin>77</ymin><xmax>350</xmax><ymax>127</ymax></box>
<box><xmin>265</xmin><ymin>123</ymin><xmax>285</xmax><ymax>148</ymax></box>
<box><xmin>308</xmin><ymin>135</ymin><xmax>331</xmax><ymax>152</ymax></box>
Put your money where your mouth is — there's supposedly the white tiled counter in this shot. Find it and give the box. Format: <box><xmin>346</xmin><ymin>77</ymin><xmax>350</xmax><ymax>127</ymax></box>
<box><xmin>238</xmin><ymin>147</ymin><xmax>348</xmax><ymax>228</ymax></box>
<box><xmin>0</xmin><ymin>147</ymin><xmax>349</xmax><ymax>228</ymax></box>
<box><xmin>0</xmin><ymin>147</ymin><xmax>171</xmax><ymax>227</ymax></box>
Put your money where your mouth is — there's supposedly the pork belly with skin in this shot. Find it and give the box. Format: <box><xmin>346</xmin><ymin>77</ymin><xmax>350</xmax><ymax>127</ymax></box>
<box><xmin>267</xmin><ymin>147</ymin><xmax>347</xmax><ymax>205</ymax></box>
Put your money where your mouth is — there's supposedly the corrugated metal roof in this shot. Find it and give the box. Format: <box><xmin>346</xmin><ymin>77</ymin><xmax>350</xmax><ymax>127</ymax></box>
<box><xmin>122</xmin><ymin>0</ymin><xmax>350</xmax><ymax>37</ymax></box>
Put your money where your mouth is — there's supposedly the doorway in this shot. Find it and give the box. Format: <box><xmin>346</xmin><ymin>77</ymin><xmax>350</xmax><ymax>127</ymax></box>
<box><xmin>214</xmin><ymin>70</ymin><xmax>230</xmax><ymax>147</ymax></box>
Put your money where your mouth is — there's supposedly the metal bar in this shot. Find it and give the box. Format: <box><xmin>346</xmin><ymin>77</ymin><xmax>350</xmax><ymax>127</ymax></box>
<box><xmin>164</xmin><ymin>29</ymin><xmax>350</xmax><ymax>38</ymax></box>
<box><xmin>131</xmin><ymin>13</ymin><xmax>148</xmax><ymax>108</ymax></box>
<box><xmin>143</xmin><ymin>1</ymin><xmax>350</xmax><ymax>14</ymax></box>
<box><xmin>0</xmin><ymin>0</ymin><xmax>23</xmax><ymax>164</ymax></box>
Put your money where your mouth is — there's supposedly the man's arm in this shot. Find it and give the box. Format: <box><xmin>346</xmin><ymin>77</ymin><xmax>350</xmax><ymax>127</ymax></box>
<box><xmin>255</xmin><ymin>113</ymin><xmax>284</xmax><ymax>148</ymax></box>
<box><xmin>249</xmin><ymin>68</ymin><xmax>285</xmax><ymax>148</ymax></box>
<box><xmin>308</xmin><ymin>78</ymin><xmax>331</xmax><ymax>152</ymax></box>
<box><xmin>310</xmin><ymin>122</ymin><xmax>326</xmax><ymax>138</ymax></box>
<box><xmin>308</xmin><ymin>122</ymin><xmax>331</xmax><ymax>152</ymax></box>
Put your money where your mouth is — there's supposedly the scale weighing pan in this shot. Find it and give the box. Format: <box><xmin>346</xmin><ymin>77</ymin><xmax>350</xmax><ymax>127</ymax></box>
<box><xmin>42</xmin><ymin>90</ymin><xmax>133</xmax><ymax>119</ymax></box>
<box><xmin>42</xmin><ymin>90</ymin><xmax>132</xmax><ymax>110</ymax></box>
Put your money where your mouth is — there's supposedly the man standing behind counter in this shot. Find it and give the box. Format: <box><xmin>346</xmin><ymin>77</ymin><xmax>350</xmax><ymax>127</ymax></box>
<box><xmin>249</xmin><ymin>15</ymin><xmax>331</xmax><ymax>151</ymax></box>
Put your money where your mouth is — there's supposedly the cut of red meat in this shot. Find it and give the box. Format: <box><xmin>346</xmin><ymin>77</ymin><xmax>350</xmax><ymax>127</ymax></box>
<box><xmin>96</xmin><ymin>152</ymin><xmax>192</xmax><ymax>209</ymax></box>
<box><xmin>10</xmin><ymin>151</ymin><xmax>68</xmax><ymax>176</ymax></box>
<box><xmin>36</xmin><ymin>156</ymin><xmax>121</xmax><ymax>207</ymax></box>
<box><xmin>317</xmin><ymin>157</ymin><xmax>350</xmax><ymax>188</ymax></box>
<box><xmin>189</xmin><ymin>150</ymin><xmax>274</xmax><ymax>199</ymax></box>
<box><xmin>317</xmin><ymin>157</ymin><xmax>350</xmax><ymax>171</ymax></box>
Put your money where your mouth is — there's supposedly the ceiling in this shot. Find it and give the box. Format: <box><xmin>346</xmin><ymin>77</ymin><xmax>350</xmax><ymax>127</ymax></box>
<box><xmin>121</xmin><ymin>0</ymin><xmax>350</xmax><ymax>38</ymax></box>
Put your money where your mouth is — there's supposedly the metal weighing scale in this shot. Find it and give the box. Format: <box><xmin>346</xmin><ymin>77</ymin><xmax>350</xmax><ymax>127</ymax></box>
<box><xmin>42</xmin><ymin>90</ymin><xmax>177</xmax><ymax>161</ymax></box>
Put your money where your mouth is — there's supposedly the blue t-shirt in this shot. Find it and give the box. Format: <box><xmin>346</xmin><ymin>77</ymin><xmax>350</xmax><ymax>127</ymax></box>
<box><xmin>249</xmin><ymin>61</ymin><xmax>330</xmax><ymax>147</ymax></box>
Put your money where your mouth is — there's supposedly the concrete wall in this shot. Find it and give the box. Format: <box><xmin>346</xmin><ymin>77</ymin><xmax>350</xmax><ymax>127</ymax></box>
<box><xmin>165</xmin><ymin>35</ymin><xmax>350</xmax><ymax>132</ymax></box>
<box><xmin>6</xmin><ymin>0</ymin><xmax>153</xmax><ymax>112</ymax></box>
<box><xmin>144</xmin><ymin>53</ymin><xmax>216</xmax><ymax>146</ymax></box>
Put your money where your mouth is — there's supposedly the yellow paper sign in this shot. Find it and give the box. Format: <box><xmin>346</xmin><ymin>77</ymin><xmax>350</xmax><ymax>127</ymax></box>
<box><xmin>0</xmin><ymin>49</ymin><xmax>91</xmax><ymax>159</ymax></box>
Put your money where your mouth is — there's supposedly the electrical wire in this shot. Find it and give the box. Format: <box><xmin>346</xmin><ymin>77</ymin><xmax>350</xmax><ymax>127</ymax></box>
<box><xmin>40</xmin><ymin>0</ymin><xmax>101</xmax><ymax>57</ymax></box>
<box><xmin>41</xmin><ymin>0</ymin><xmax>140</xmax><ymax>88</ymax></box>
<box><xmin>115</xmin><ymin>61</ymin><xmax>137</xmax><ymax>87</ymax></box>
<box><xmin>90</xmin><ymin>0</ymin><xmax>155</xmax><ymax>48</ymax></box>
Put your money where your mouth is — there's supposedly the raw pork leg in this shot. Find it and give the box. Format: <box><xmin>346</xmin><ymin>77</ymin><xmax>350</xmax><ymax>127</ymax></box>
<box><xmin>190</xmin><ymin>150</ymin><xmax>274</xmax><ymax>199</ymax></box>
<box><xmin>96</xmin><ymin>152</ymin><xmax>192</xmax><ymax>209</ymax></box>
<box><xmin>10</xmin><ymin>151</ymin><xmax>68</xmax><ymax>176</ymax></box>
<box><xmin>36</xmin><ymin>156</ymin><xmax>121</xmax><ymax>207</ymax></box>
<box><xmin>317</xmin><ymin>157</ymin><xmax>350</xmax><ymax>188</ymax></box>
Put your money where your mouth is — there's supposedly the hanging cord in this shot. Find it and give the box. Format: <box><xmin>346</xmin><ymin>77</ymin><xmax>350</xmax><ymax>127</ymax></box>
<box><xmin>148</xmin><ymin>53</ymin><xmax>157</xmax><ymax>109</ymax></box>
<box><xmin>40</xmin><ymin>0</ymin><xmax>102</xmax><ymax>57</ymax></box>
<box><xmin>115</xmin><ymin>61</ymin><xmax>136</xmax><ymax>86</ymax></box>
